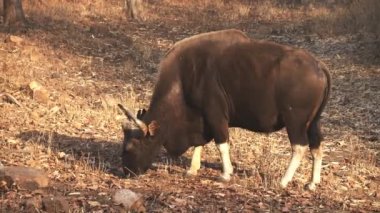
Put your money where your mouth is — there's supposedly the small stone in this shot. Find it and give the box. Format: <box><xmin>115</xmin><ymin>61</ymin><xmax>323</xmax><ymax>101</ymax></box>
<box><xmin>30</xmin><ymin>53</ymin><xmax>41</xmax><ymax>62</ymax></box>
<box><xmin>30</xmin><ymin>111</ymin><xmax>40</xmax><ymax>120</ymax></box>
<box><xmin>28</xmin><ymin>81</ymin><xmax>49</xmax><ymax>104</ymax></box>
<box><xmin>88</xmin><ymin>200</ymin><xmax>101</xmax><ymax>207</ymax></box>
<box><xmin>57</xmin><ymin>152</ymin><xmax>66</xmax><ymax>159</ymax></box>
<box><xmin>6</xmin><ymin>138</ymin><xmax>19</xmax><ymax>144</ymax></box>
<box><xmin>8</xmin><ymin>35</ymin><xmax>24</xmax><ymax>45</ymax></box>
<box><xmin>42</xmin><ymin>196</ymin><xmax>70</xmax><ymax>213</ymax></box>
<box><xmin>68</xmin><ymin>192</ymin><xmax>81</xmax><ymax>196</ymax></box>
<box><xmin>113</xmin><ymin>189</ymin><xmax>145</xmax><ymax>212</ymax></box>
<box><xmin>29</xmin><ymin>81</ymin><xmax>42</xmax><ymax>91</ymax></box>
<box><xmin>0</xmin><ymin>166</ymin><xmax>49</xmax><ymax>190</ymax></box>
<box><xmin>33</xmin><ymin>88</ymin><xmax>49</xmax><ymax>104</ymax></box>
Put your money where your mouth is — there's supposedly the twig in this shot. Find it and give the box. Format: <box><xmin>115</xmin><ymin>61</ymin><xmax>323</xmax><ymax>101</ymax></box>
<box><xmin>0</xmin><ymin>93</ymin><xmax>23</xmax><ymax>108</ymax></box>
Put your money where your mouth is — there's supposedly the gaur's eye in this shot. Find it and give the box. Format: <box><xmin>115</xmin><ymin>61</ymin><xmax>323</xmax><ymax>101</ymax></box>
<box><xmin>125</xmin><ymin>141</ymin><xmax>135</xmax><ymax>151</ymax></box>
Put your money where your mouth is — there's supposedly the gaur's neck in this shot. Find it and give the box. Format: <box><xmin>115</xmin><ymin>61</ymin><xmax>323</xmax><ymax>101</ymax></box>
<box><xmin>147</xmin><ymin>71</ymin><xmax>186</xmax><ymax>123</ymax></box>
<box><xmin>145</xmin><ymin>79</ymin><xmax>198</xmax><ymax>156</ymax></box>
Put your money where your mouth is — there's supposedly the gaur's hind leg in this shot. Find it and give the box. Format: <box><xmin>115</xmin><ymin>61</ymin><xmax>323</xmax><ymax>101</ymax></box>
<box><xmin>307</xmin><ymin>119</ymin><xmax>323</xmax><ymax>191</ymax></box>
<box><xmin>186</xmin><ymin>146</ymin><xmax>203</xmax><ymax>176</ymax></box>
<box><xmin>280</xmin><ymin>113</ymin><xmax>309</xmax><ymax>188</ymax></box>
<box><xmin>280</xmin><ymin>144</ymin><xmax>307</xmax><ymax>188</ymax></box>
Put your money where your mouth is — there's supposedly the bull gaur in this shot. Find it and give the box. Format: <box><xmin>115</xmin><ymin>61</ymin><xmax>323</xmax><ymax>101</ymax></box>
<box><xmin>118</xmin><ymin>29</ymin><xmax>331</xmax><ymax>191</ymax></box>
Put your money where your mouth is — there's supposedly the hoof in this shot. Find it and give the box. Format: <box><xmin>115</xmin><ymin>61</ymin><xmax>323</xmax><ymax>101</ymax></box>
<box><xmin>280</xmin><ymin>179</ymin><xmax>288</xmax><ymax>189</ymax></box>
<box><xmin>185</xmin><ymin>170</ymin><xmax>198</xmax><ymax>177</ymax></box>
<box><xmin>305</xmin><ymin>182</ymin><xmax>317</xmax><ymax>191</ymax></box>
<box><xmin>217</xmin><ymin>174</ymin><xmax>231</xmax><ymax>182</ymax></box>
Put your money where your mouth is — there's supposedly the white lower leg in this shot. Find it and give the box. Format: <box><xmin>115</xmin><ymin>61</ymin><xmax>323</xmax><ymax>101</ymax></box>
<box><xmin>217</xmin><ymin>143</ymin><xmax>233</xmax><ymax>181</ymax></box>
<box><xmin>280</xmin><ymin>145</ymin><xmax>307</xmax><ymax>188</ymax></box>
<box><xmin>307</xmin><ymin>146</ymin><xmax>323</xmax><ymax>190</ymax></box>
<box><xmin>186</xmin><ymin>146</ymin><xmax>202</xmax><ymax>176</ymax></box>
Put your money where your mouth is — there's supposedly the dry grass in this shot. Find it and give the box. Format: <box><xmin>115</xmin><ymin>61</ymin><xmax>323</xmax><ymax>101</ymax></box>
<box><xmin>0</xmin><ymin>0</ymin><xmax>379</xmax><ymax>212</ymax></box>
<box><xmin>310</xmin><ymin>0</ymin><xmax>380</xmax><ymax>37</ymax></box>
<box><xmin>24</xmin><ymin>0</ymin><xmax>124</xmax><ymax>21</ymax></box>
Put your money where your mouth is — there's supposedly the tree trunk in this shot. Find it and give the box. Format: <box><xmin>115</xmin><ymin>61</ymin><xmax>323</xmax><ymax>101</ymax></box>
<box><xmin>3</xmin><ymin>0</ymin><xmax>26</xmax><ymax>26</ymax></box>
<box><xmin>125</xmin><ymin>0</ymin><xmax>143</xmax><ymax>21</ymax></box>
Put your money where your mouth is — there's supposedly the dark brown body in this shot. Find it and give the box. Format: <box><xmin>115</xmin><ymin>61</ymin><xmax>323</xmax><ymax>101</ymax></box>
<box><xmin>119</xmin><ymin>29</ymin><xmax>330</xmax><ymax>187</ymax></box>
<box><xmin>120</xmin><ymin>29</ymin><xmax>251</xmax><ymax>172</ymax></box>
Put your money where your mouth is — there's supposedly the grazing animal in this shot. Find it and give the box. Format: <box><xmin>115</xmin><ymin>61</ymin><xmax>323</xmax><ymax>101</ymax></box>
<box><xmin>118</xmin><ymin>29</ymin><xmax>331</xmax><ymax>191</ymax></box>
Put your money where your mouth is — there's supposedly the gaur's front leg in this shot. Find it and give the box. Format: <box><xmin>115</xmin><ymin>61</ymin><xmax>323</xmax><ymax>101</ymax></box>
<box><xmin>186</xmin><ymin>146</ymin><xmax>202</xmax><ymax>176</ymax></box>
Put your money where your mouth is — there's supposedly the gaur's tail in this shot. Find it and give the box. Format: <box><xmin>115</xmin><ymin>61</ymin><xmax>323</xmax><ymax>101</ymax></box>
<box><xmin>315</xmin><ymin>61</ymin><xmax>331</xmax><ymax>120</ymax></box>
<box><xmin>307</xmin><ymin>61</ymin><xmax>331</xmax><ymax>145</ymax></box>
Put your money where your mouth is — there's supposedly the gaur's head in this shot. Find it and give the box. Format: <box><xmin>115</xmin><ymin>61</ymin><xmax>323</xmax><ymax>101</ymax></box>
<box><xmin>118</xmin><ymin>104</ymin><xmax>160</xmax><ymax>176</ymax></box>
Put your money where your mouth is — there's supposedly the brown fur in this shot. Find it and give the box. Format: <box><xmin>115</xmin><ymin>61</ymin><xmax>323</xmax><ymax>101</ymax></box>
<box><xmin>119</xmin><ymin>30</ymin><xmax>331</xmax><ymax>178</ymax></box>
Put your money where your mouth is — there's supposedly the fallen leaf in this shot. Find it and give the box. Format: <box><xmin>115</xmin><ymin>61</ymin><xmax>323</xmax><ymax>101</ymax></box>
<box><xmin>88</xmin><ymin>200</ymin><xmax>101</xmax><ymax>207</ymax></box>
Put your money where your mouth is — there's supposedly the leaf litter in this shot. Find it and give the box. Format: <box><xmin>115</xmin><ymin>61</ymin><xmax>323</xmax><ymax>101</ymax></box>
<box><xmin>0</xmin><ymin>0</ymin><xmax>379</xmax><ymax>212</ymax></box>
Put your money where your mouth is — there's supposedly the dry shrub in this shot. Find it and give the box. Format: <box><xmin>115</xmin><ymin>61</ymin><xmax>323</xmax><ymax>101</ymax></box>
<box><xmin>160</xmin><ymin>0</ymin><xmax>253</xmax><ymax>23</ymax></box>
<box><xmin>313</xmin><ymin>0</ymin><xmax>380</xmax><ymax>36</ymax></box>
<box><xmin>22</xmin><ymin>0</ymin><xmax>124</xmax><ymax>22</ymax></box>
<box><xmin>345</xmin><ymin>0</ymin><xmax>380</xmax><ymax>36</ymax></box>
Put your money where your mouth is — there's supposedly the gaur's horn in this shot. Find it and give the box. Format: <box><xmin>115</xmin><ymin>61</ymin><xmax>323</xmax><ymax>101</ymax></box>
<box><xmin>118</xmin><ymin>104</ymin><xmax>148</xmax><ymax>135</ymax></box>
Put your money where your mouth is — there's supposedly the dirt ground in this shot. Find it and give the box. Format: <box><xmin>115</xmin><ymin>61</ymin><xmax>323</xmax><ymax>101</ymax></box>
<box><xmin>0</xmin><ymin>0</ymin><xmax>379</xmax><ymax>212</ymax></box>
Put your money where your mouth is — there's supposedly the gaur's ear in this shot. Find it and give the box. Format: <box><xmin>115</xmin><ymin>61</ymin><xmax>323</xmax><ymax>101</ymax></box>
<box><xmin>137</xmin><ymin>109</ymin><xmax>147</xmax><ymax>119</ymax></box>
<box><xmin>148</xmin><ymin>121</ymin><xmax>159</xmax><ymax>136</ymax></box>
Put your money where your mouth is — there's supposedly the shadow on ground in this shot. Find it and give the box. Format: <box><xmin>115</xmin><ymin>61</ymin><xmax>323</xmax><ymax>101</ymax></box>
<box><xmin>17</xmin><ymin>130</ymin><xmax>126</xmax><ymax>177</ymax></box>
<box><xmin>15</xmin><ymin>130</ymin><xmax>255</xmax><ymax>181</ymax></box>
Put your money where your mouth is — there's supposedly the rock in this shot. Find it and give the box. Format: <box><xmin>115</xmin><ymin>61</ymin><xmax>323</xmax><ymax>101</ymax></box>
<box><xmin>29</xmin><ymin>81</ymin><xmax>42</xmax><ymax>91</ymax></box>
<box><xmin>29</xmin><ymin>81</ymin><xmax>49</xmax><ymax>104</ymax></box>
<box><xmin>33</xmin><ymin>89</ymin><xmax>49</xmax><ymax>104</ymax></box>
<box><xmin>7</xmin><ymin>35</ymin><xmax>24</xmax><ymax>45</ymax></box>
<box><xmin>113</xmin><ymin>189</ymin><xmax>145</xmax><ymax>212</ymax></box>
<box><xmin>5</xmin><ymin>138</ymin><xmax>20</xmax><ymax>145</ymax></box>
<box><xmin>42</xmin><ymin>196</ymin><xmax>70</xmax><ymax>213</ymax></box>
<box><xmin>57</xmin><ymin>151</ymin><xmax>66</xmax><ymax>159</ymax></box>
<box><xmin>0</xmin><ymin>166</ymin><xmax>49</xmax><ymax>190</ymax></box>
<box><xmin>30</xmin><ymin>111</ymin><xmax>40</xmax><ymax>121</ymax></box>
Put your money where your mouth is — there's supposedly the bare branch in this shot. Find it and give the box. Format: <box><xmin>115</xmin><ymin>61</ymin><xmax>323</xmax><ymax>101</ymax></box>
<box><xmin>0</xmin><ymin>93</ymin><xmax>23</xmax><ymax>107</ymax></box>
